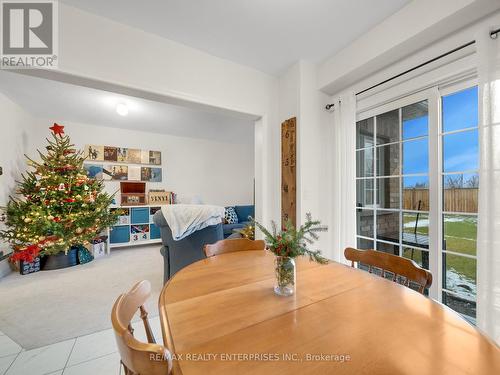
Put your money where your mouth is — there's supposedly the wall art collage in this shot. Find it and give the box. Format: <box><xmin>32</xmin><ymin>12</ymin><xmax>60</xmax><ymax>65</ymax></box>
<box><xmin>84</xmin><ymin>145</ymin><xmax>162</xmax><ymax>182</ymax></box>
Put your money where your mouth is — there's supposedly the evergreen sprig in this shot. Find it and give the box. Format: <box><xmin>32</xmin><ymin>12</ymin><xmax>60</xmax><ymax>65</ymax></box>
<box><xmin>251</xmin><ymin>213</ymin><xmax>328</xmax><ymax>264</ymax></box>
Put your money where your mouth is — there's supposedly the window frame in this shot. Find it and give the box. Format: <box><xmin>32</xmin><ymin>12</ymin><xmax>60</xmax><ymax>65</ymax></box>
<box><xmin>357</xmin><ymin>89</ymin><xmax>438</xmax><ymax>298</ymax></box>
<box><xmin>355</xmin><ymin>78</ymin><xmax>479</xmax><ymax>310</ymax></box>
<box><xmin>438</xmin><ymin>80</ymin><xmax>479</xmax><ymax>322</ymax></box>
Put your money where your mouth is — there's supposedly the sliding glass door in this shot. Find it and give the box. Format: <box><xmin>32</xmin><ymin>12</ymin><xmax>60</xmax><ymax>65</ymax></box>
<box><xmin>355</xmin><ymin>82</ymin><xmax>479</xmax><ymax>321</ymax></box>
<box><xmin>440</xmin><ymin>85</ymin><xmax>478</xmax><ymax>322</ymax></box>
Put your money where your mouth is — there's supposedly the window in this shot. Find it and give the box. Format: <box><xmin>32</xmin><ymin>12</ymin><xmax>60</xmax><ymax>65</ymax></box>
<box><xmin>356</xmin><ymin>100</ymin><xmax>430</xmax><ymax>273</ymax></box>
<box><xmin>356</xmin><ymin>84</ymin><xmax>479</xmax><ymax>321</ymax></box>
<box><xmin>441</xmin><ymin>86</ymin><xmax>478</xmax><ymax>322</ymax></box>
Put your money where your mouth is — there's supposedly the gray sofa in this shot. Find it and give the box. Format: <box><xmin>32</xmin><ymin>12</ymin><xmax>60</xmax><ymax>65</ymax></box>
<box><xmin>153</xmin><ymin>211</ymin><xmax>223</xmax><ymax>283</ymax></box>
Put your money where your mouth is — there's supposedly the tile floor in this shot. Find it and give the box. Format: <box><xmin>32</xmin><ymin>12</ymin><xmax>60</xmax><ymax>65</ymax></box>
<box><xmin>0</xmin><ymin>315</ymin><xmax>163</xmax><ymax>375</ymax></box>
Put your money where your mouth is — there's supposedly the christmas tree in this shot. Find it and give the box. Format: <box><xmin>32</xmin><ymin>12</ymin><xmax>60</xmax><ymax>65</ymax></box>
<box><xmin>0</xmin><ymin>124</ymin><xmax>118</xmax><ymax>263</ymax></box>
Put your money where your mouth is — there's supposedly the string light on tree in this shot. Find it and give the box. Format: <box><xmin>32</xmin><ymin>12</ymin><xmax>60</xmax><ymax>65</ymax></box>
<box><xmin>0</xmin><ymin>124</ymin><xmax>118</xmax><ymax>263</ymax></box>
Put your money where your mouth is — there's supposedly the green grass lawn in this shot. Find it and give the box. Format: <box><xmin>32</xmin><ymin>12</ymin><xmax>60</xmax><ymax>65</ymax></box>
<box><xmin>402</xmin><ymin>214</ymin><xmax>476</xmax><ymax>282</ymax></box>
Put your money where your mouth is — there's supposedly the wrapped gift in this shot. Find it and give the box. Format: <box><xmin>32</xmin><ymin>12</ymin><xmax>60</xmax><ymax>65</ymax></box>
<box><xmin>20</xmin><ymin>256</ymin><xmax>41</xmax><ymax>275</ymax></box>
<box><xmin>91</xmin><ymin>236</ymin><xmax>108</xmax><ymax>258</ymax></box>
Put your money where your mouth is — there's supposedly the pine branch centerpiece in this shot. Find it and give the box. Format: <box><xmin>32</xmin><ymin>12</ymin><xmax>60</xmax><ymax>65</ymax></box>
<box><xmin>252</xmin><ymin>213</ymin><xmax>328</xmax><ymax>296</ymax></box>
<box><xmin>0</xmin><ymin>124</ymin><xmax>118</xmax><ymax>270</ymax></box>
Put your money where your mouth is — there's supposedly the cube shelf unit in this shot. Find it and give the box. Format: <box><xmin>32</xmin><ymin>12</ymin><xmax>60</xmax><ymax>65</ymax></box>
<box><xmin>108</xmin><ymin>205</ymin><xmax>162</xmax><ymax>248</ymax></box>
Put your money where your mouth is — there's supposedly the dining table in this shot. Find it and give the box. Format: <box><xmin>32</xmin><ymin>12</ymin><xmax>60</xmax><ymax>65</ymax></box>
<box><xmin>158</xmin><ymin>250</ymin><xmax>500</xmax><ymax>374</ymax></box>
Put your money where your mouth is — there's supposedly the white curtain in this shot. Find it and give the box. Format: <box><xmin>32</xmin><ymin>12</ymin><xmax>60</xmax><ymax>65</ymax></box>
<box><xmin>330</xmin><ymin>91</ymin><xmax>357</xmax><ymax>263</ymax></box>
<box><xmin>477</xmin><ymin>27</ymin><xmax>500</xmax><ymax>345</ymax></box>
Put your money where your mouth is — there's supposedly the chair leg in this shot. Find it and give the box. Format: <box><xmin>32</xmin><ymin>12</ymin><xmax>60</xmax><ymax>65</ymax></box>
<box><xmin>121</xmin><ymin>360</ymin><xmax>134</xmax><ymax>375</ymax></box>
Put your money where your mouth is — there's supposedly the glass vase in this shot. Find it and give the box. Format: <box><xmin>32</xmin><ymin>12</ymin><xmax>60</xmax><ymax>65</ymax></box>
<box><xmin>274</xmin><ymin>256</ymin><xmax>296</xmax><ymax>296</ymax></box>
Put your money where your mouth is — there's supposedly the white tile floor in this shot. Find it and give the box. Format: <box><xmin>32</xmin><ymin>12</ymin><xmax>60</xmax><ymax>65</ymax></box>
<box><xmin>0</xmin><ymin>316</ymin><xmax>163</xmax><ymax>375</ymax></box>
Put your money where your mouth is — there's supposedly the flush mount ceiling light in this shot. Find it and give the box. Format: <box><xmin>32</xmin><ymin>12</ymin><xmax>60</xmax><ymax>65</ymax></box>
<box><xmin>116</xmin><ymin>103</ymin><xmax>129</xmax><ymax>116</ymax></box>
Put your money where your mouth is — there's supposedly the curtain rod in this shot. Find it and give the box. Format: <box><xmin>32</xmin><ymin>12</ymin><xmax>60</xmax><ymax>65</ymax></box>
<box><xmin>355</xmin><ymin>40</ymin><xmax>478</xmax><ymax>96</ymax></box>
<box><xmin>491</xmin><ymin>27</ymin><xmax>500</xmax><ymax>39</ymax></box>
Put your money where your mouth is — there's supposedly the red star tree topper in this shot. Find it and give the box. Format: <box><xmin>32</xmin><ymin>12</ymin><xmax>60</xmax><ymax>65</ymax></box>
<box><xmin>49</xmin><ymin>123</ymin><xmax>65</xmax><ymax>136</ymax></box>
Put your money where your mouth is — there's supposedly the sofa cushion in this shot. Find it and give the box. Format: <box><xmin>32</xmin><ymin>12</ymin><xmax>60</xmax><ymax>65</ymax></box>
<box><xmin>224</xmin><ymin>206</ymin><xmax>239</xmax><ymax>224</ymax></box>
<box><xmin>234</xmin><ymin>205</ymin><xmax>254</xmax><ymax>222</ymax></box>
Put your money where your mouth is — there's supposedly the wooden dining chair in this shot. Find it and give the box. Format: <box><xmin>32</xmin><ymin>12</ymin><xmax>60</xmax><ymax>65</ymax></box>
<box><xmin>344</xmin><ymin>247</ymin><xmax>433</xmax><ymax>294</ymax></box>
<box><xmin>111</xmin><ymin>280</ymin><xmax>173</xmax><ymax>375</ymax></box>
<box><xmin>204</xmin><ymin>238</ymin><xmax>266</xmax><ymax>257</ymax></box>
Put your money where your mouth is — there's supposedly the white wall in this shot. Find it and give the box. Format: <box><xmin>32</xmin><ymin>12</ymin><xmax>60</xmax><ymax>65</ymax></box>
<box><xmin>277</xmin><ymin>61</ymin><xmax>332</xmax><ymax>256</ymax></box>
<box><xmin>55</xmin><ymin>3</ymin><xmax>281</xmax><ymax>227</ymax></box>
<box><xmin>0</xmin><ymin>93</ymin><xmax>39</xmax><ymax>207</ymax></box>
<box><xmin>53</xmin><ymin>121</ymin><xmax>255</xmax><ymax>207</ymax></box>
<box><xmin>0</xmin><ymin>93</ymin><xmax>44</xmax><ymax>262</ymax></box>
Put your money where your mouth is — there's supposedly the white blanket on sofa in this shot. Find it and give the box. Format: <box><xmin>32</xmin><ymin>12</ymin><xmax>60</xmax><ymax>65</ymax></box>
<box><xmin>161</xmin><ymin>204</ymin><xmax>225</xmax><ymax>241</ymax></box>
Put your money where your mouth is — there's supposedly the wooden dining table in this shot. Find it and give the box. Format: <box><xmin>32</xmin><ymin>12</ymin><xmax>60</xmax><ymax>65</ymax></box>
<box><xmin>158</xmin><ymin>250</ymin><xmax>500</xmax><ymax>374</ymax></box>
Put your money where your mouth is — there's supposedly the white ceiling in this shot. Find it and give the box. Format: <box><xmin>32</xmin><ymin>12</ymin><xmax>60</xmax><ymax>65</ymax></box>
<box><xmin>0</xmin><ymin>71</ymin><xmax>254</xmax><ymax>143</ymax></box>
<box><xmin>60</xmin><ymin>0</ymin><xmax>411</xmax><ymax>75</ymax></box>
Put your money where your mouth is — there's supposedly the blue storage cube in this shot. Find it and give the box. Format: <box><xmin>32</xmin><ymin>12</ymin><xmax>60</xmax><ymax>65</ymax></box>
<box><xmin>110</xmin><ymin>225</ymin><xmax>130</xmax><ymax>243</ymax></box>
<box><xmin>131</xmin><ymin>207</ymin><xmax>149</xmax><ymax>224</ymax></box>
<box><xmin>150</xmin><ymin>223</ymin><xmax>161</xmax><ymax>239</ymax></box>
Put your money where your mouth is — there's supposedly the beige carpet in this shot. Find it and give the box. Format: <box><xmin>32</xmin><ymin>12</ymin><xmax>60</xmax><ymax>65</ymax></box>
<box><xmin>0</xmin><ymin>244</ymin><xmax>163</xmax><ymax>349</ymax></box>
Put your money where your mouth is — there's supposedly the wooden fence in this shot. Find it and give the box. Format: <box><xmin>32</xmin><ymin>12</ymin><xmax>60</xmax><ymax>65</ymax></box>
<box><xmin>403</xmin><ymin>188</ymin><xmax>478</xmax><ymax>213</ymax></box>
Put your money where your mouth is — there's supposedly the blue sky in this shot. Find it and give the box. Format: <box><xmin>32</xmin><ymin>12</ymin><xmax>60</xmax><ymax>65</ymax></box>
<box><xmin>358</xmin><ymin>86</ymin><xmax>478</xmax><ymax>182</ymax></box>
<box><xmin>403</xmin><ymin>86</ymin><xmax>478</xmax><ymax>178</ymax></box>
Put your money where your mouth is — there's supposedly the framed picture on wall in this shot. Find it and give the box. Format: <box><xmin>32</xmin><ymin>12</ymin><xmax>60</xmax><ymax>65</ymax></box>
<box><xmin>103</xmin><ymin>165</ymin><xmax>128</xmax><ymax>180</ymax></box>
<box><xmin>150</xmin><ymin>167</ymin><xmax>162</xmax><ymax>182</ymax></box>
<box><xmin>117</xmin><ymin>148</ymin><xmax>128</xmax><ymax>162</ymax></box>
<box><xmin>141</xmin><ymin>167</ymin><xmax>162</xmax><ymax>182</ymax></box>
<box><xmin>85</xmin><ymin>145</ymin><xmax>104</xmax><ymax>161</ymax></box>
<box><xmin>127</xmin><ymin>149</ymin><xmax>142</xmax><ymax>164</ymax></box>
<box><xmin>140</xmin><ymin>167</ymin><xmax>151</xmax><ymax>182</ymax></box>
<box><xmin>104</xmin><ymin>146</ymin><xmax>118</xmax><ymax>162</ymax></box>
<box><xmin>149</xmin><ymin>151</ymin><xmax>161</xmax><ymax>165</ymax></box>
<box><xmin>84</xmin><ymin>164</ymin><xmax>103</xmax><ymax>179</ymax></box>
<box><xmin>128</xmin><ymin>166</ymin><xmax>141</xmax><ymax>181</ymax></box>
<box><xmin>140</xmin><ymin>150</ymin><xmax>150</xmax><ymax>164</ymax></box>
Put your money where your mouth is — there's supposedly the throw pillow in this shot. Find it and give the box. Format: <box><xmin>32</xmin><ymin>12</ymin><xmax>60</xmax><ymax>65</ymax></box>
<box><xmin>224</xmin><ymin>206</ymin><xmax>239</xmax><ymax>224</ymax></box>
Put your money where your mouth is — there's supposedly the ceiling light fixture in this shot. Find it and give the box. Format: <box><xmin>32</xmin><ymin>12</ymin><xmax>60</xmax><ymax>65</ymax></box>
<box><xmin>116</xmin><ymin>103</ymin><xmax>129</xmax><ymax>116</ymax></box>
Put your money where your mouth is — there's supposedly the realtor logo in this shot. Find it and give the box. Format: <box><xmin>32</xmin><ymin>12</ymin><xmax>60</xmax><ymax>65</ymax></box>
<box><xmin>1</xmin><ymin>0</ymin><xmax>58</xmax><ymax>68</ymax></box>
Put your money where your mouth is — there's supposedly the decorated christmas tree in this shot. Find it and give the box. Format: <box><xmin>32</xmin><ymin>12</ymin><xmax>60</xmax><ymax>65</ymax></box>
<box><xmin>0</xmin><ymin>124</ymin><xmax>118</xmax><ymax>263</ymax></box>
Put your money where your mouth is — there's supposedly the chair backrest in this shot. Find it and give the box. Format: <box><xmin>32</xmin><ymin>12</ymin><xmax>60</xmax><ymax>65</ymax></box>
<box><xmin>111</xmin><ymin>280</ymin><xmax>172</xmax><ymax>375</ymax></box>
<box><xmin>204</xmin><ymin>238</ymin><xmax>266</xmax><ymax>257</ymax></box>
<box><xmin>344</xmin><ymin>247</ymin><xmax>432</xmax><ymax>294</ymax></box>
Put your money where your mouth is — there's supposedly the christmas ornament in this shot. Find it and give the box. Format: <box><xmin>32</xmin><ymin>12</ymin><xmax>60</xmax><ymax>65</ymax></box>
<box><xmin>58</xmin><ymin>183</ymin><xmax>65</xmax><ymax>191</ymax></box>
<box><xmin>75</xmin><ymin>227</ymin><xmax>83</xmax><ymax>234</ymax></box>
<box><xmin>49</xmin><ymin>123</ymin><xmax>65</xmax><ymax>136</ymax></box>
